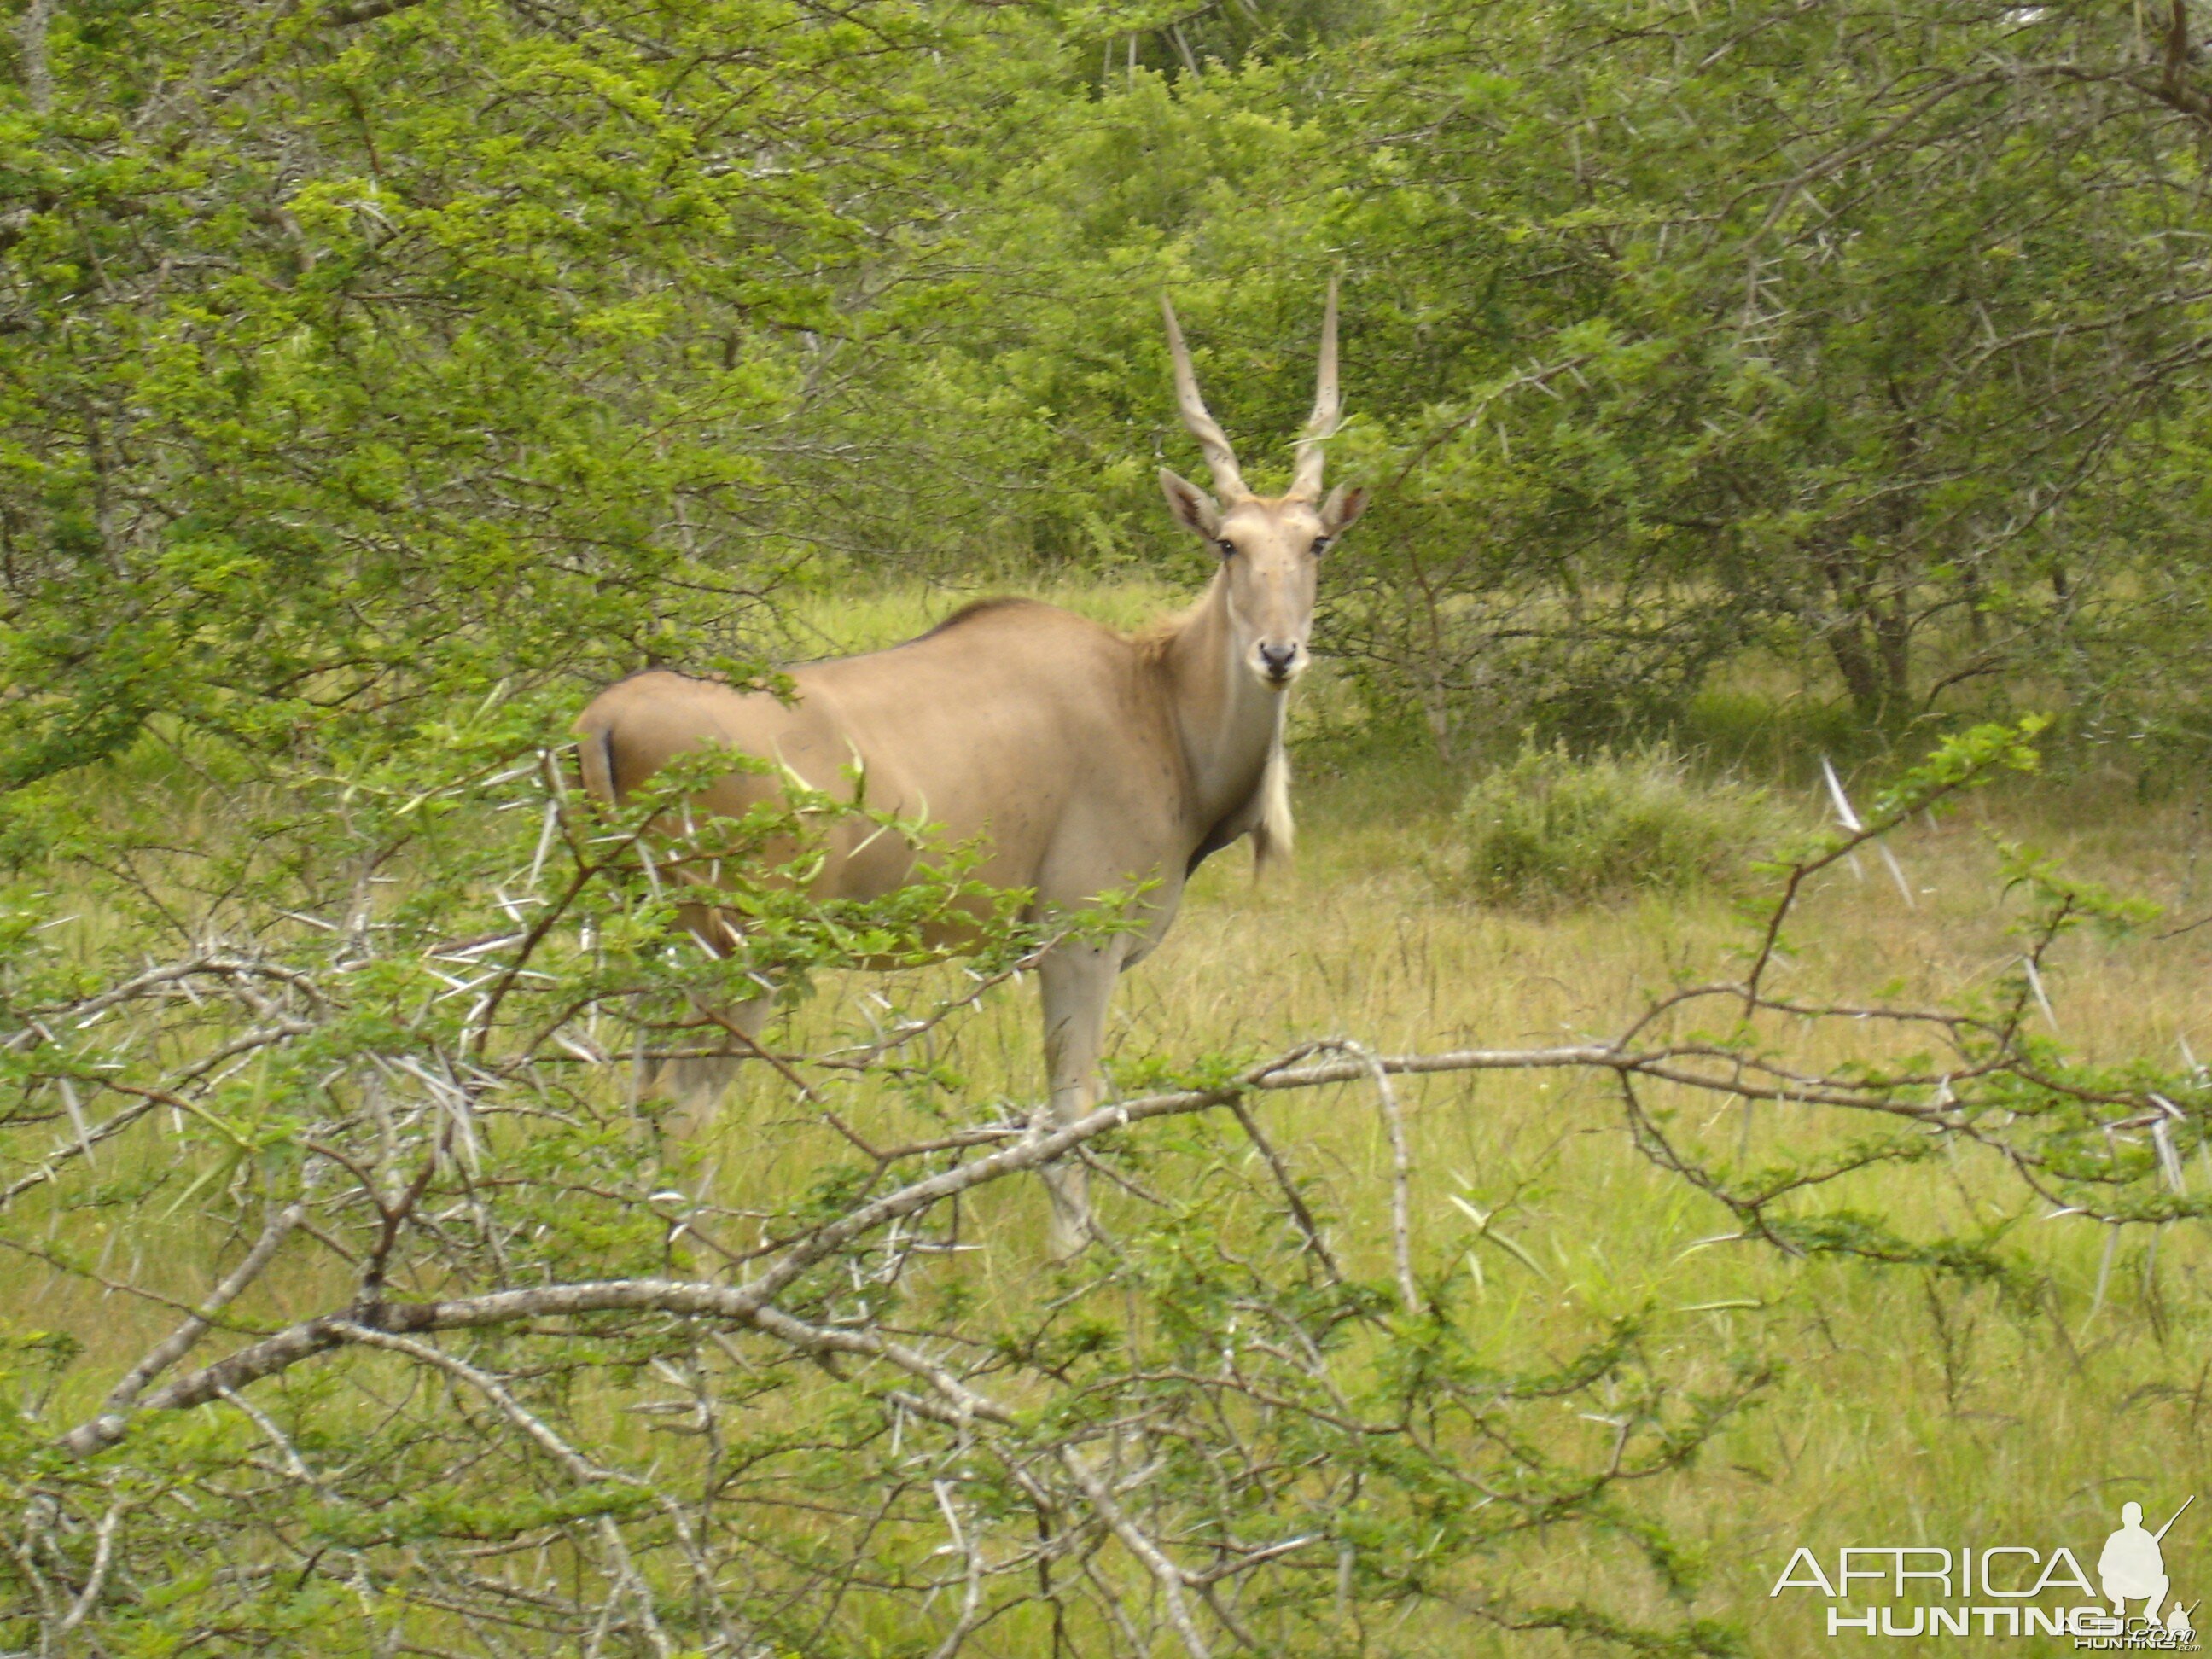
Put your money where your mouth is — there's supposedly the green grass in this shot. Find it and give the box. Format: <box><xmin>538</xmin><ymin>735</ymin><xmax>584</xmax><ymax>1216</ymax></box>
<box><xmin>1148</xmin><ymin>753</ymin><xmax>2211</xmax><ymax>1653</ymax></box>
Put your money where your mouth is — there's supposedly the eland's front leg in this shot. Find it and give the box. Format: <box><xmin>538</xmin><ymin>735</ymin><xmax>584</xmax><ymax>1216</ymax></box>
<box><xmin>649</xmin><ymin>994</ymin><xmax>770</xmax><ymax>1139</ymax></box>
<box><xmin>1038</xmin><ymin>946</ymin><xmax>1116</xmax><ymax>1260</ymax></box>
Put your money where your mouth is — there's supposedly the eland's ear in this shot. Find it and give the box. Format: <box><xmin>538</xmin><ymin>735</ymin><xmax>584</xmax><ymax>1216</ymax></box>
<box><xmin>1318</xmin><ymin>482</ymin><xmax>1369</xmax><ymax>537</ymax></box>
<box><xmin>1158</xmin><ymin>467</ymin><xmax>1223</xmax><ymax>538</ymax></box>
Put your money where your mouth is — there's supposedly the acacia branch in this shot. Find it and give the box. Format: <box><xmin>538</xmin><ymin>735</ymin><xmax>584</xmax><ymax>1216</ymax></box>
<box><xmin>46</xmin><ymin>1027</ymin><xmax>1978</xmax><ymax>1458</ymax></box>
<box><xmin>1060</xmin><ymin>1447</ymin><xmax>1212</xmax><ymax>1659</ymax></box>
<box><xmin>85</xmin><ymin>1196</ymin><xmax>308</xmax><ymax>1436</ymax></box>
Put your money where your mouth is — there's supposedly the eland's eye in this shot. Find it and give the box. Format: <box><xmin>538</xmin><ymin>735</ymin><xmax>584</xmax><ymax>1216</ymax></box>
<box><xmin>1215</xmin><ymin>538</ymin><xmax>1237</xmax><ymax>558</ymax></box>
<box><xmin>1310</xmin><ymin>536</ymin><xmax>1333</xmax><ymax>556</ymax></box>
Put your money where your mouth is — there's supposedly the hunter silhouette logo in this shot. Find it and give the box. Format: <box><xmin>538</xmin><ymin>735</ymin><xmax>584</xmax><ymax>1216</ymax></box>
<box><xmin>1768</xmin><ymin>1493</ymin><xmax>2199</xmax><ymax>1644</ymax></box>
<box><xmin>2101</xmin><ymin>1499</ymin><xmax>2192</xmax><ymax>1636</ymax></box>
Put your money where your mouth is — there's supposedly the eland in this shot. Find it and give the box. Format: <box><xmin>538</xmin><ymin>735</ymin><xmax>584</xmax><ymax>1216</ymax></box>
<box><xmin>575</xmin><ymin>286</ymin><xmax>1367</xmax><ymax>1256</ymax></box>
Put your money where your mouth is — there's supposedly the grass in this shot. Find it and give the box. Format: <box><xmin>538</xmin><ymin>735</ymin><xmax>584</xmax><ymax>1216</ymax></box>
<box><xmin>1438</xmin><ymin>738</ymin><xmax>1789</xmax><ymax>909</ymax></box>
<box><xmin>660</xmin><ymin>665</ymin><xmax>2210</xmax><ymax>1650</ymax></box>
<box><xmin>9</xmin><ymin>576</ymin><xmax>2212</xmax><ymax>1654</ymax></box>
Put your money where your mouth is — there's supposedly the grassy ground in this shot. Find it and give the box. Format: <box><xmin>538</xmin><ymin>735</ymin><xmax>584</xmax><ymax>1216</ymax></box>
<box><xmin>12</xmin><ymin>573</ymin><xmax>2212</xmax><ymax>1654</ymax></box>
<box><xmin>648</xmin><ymin>740</ymin><xmax>2210</xmax><ymax>1652</ymax></box>
<box><xmin>646</xmin><ymin>577</ymin><xmax>2209</xmax><ymax>1651</ymax></box>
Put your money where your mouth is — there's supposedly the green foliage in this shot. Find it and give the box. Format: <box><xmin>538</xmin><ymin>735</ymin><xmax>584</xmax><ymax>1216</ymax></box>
<box><xmin>865</xmin><ymin>1</ymin><xmax>2212</xmax><ymax>754</ymax></box>
<box><xmin>0</xmin><ymin>0</ymin><xmax>1016</xmax><ymax>822</ymax></box>
<box><xmin>1440</xmin><ymin>742</ymin><xmax>1785</xmax><ymax>910</ymax></box>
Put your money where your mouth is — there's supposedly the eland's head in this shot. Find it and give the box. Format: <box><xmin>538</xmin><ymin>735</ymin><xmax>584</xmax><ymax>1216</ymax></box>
<box><xmin>1156</xmin><ymin>282</ymin><xmax>1369</xmax><ymax>690</ymax></box>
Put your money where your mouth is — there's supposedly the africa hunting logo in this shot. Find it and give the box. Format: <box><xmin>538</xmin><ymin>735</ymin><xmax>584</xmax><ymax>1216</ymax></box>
<box><xmin>1770</xmin><ymin>1497</ymin><xmax>2198</xmax><ymax>1646</ymax></box>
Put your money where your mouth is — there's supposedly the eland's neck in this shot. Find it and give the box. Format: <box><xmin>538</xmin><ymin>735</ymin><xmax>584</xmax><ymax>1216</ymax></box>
<box><xmin>1161</xmin><ymin>569</ymin><xmax>1285</xmax><ymax>839</ymax></box>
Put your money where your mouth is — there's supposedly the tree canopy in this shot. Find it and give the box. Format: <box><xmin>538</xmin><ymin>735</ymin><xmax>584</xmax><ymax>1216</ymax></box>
<box><xmin>9</xmin><ymin>0</ymin><xmax>2212</xmax><ymax>801</ymax></box>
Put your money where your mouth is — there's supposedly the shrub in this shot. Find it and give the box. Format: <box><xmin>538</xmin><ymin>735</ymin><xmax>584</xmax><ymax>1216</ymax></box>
<box><xmin>1442</xmin><ymin>741</ymin><xmax>1784</xmax><ymax>909</ymax></box>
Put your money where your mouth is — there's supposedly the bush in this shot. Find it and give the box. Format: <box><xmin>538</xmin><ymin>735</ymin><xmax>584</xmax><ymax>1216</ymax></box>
<box><xmin>1442</xmin><ymin>741</ymin><xmax>1784</xmax><ymax>909</ymax></box>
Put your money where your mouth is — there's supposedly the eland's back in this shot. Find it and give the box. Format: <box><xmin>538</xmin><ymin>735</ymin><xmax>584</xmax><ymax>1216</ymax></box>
<box><xmin>575</xmin><ymin>597</ymin><xmax>1184</xmax><ymax>916</ymax></box>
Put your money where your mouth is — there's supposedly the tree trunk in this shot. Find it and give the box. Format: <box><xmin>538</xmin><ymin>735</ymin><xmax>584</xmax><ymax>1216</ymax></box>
<box><xmin>18</xmin><ymin>0</ymin><xmax>52</xmax><ymax>114</ymax></box>
<box><xmin>1815</xmin><ymin>548</ymin><xmax>1912</xmax><ymax>722</ymax></box>
<box><xmin>1825</xmin><ymin>623</ymin><xmax>1895</xmax><ymax>721</ymax></box>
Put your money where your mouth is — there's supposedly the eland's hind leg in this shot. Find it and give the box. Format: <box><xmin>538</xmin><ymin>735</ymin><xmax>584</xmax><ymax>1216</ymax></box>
<box><xmin>649</xmin><ymin>903</ymin><xmax>767</xmax><ymax>1138</ymax></box>
<box><xmin>1038</xmin><ymin>945</ymin><xmax>1117</xmax><ymax>1260</ymax></box>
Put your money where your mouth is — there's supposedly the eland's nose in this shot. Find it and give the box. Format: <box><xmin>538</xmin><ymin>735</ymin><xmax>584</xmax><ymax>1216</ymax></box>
<box><xmin>1259</xmin><ymin>643</ymin><xmax>1300</xmax><ymax>679</ymax></box>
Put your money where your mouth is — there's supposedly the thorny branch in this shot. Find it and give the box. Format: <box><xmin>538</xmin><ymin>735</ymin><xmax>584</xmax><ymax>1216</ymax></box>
<box><xmin>1</xmin><ymin>725</ymin><xmax>2200</xmax><ymax>1654</ymax></box>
